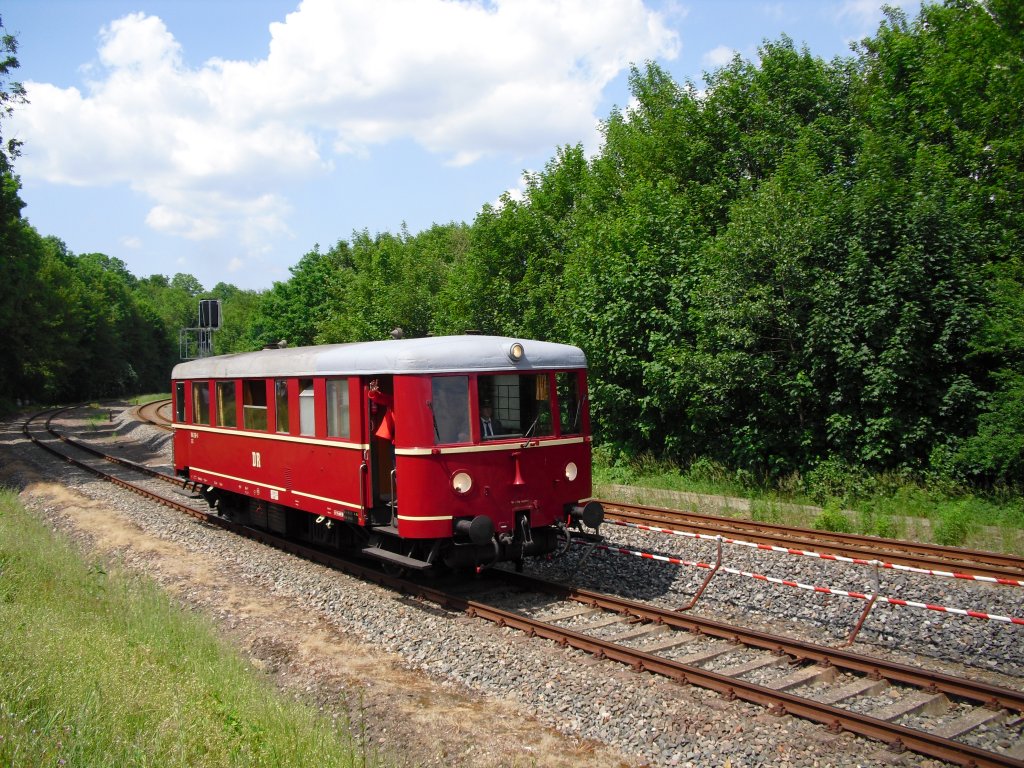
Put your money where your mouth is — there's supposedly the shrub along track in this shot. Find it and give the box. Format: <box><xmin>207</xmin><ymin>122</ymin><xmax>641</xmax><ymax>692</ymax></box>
<box><xmin>21</xmin><ymin>406</ymin><xmax>1024</xmax><ymax>768</ymax></box>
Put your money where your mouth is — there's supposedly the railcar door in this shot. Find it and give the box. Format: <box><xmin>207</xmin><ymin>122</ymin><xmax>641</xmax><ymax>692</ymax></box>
<box><xmin>364</xmin><ymin>375</ymin><xmax>396</xmax><ymax>527</ymax></box>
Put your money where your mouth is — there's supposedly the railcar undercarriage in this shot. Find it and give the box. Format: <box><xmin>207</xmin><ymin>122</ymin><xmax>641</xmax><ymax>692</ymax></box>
<box><xmin>199</xmin><ymin>485</ymin><xmax>602</xmax><ymax>572</ymax></box>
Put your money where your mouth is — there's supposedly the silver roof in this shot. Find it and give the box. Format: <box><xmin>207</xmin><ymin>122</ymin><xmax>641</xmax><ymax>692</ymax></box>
<box><xmin>171</xmin><ymin>335</ymin><xmax>588</xmax><ymax>380</ymax></box>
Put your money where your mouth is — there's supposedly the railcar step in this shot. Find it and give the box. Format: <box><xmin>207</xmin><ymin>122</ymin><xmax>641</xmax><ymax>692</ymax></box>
<box><xmin>361</xmin><ymin>546</ymin><xmax>432</xmax><ymax>570</ymax></box>
<box><xmin>370</xmin><ymin>525</ymin><xmax>401</xmax><ymax>537</ymax></box>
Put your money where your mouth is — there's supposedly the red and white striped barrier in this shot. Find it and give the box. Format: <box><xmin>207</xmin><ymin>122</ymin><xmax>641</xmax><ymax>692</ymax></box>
<box><xmin>591</xmin><ymin>541</ymin><xmax>1024</xmax><ymax>626</ymax></box>
<box><xmin>606</xmin><ymin>518</ymin><xmax>1024</xmax><ymax>587</ymax></box>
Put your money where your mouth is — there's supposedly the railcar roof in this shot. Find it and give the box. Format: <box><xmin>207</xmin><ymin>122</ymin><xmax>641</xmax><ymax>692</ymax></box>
<box><xmin>171</xmin><ymin>335</ymin><xmax>587</xmax><ymax>380</ymax></box>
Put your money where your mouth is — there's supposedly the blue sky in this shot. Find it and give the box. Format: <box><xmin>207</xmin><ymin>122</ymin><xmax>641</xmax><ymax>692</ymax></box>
<box><xmin>5</xmin><ymin>0</ymin><xmax>921</xmax><ymax>291</ymax></box>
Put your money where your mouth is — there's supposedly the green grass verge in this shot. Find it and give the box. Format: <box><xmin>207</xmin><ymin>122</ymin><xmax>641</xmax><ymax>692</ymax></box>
<box><xmin>0</xmin><ymin>488</ymin><xmax>376</xmax><ymax>768</ymax></box>
<box><xmin>127</xmin><ymin>393</ymin><xmax>172</xmax><ymax>406</ymax></box>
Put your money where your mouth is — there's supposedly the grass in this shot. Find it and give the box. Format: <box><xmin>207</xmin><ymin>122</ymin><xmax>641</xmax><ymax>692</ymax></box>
<box><xmin>0</xmin><ymin>488</ymin><xmax>377</xmax><ymax>768</ymax></box>
<box><xmin>127</xmin><ymin>393</ymin><xmax>172</xmax><ymax>406</ymax></box>
<box><xmin>593</xmin><ymin>450</ymin><xmax>1024</xmax><ymax>555</ymax></box>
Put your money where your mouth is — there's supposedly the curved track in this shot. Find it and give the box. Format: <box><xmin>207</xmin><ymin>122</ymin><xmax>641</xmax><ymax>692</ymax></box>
<box><xmin>134</xmin><ymin>397</ymin><xmax>173</xmax><ymax>432</ymax></box>
<box><xmin>23</xmin><ymin>406</ymin><xmax>1024</xmax><ymax>768</ymax></box>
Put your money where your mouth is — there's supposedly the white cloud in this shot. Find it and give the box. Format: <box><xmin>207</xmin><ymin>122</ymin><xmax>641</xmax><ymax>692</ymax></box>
<box><xmin>12</xmin><ymin>1</ymin><xmax>678</xmax><ymax>256</ymax></box>
<box><xmin>702</xmin><ymin>45</ymin><xmax>737</xmax><ymax>68</ymax></box>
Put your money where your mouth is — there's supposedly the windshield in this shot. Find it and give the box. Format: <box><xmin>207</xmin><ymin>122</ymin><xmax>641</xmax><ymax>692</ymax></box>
<box><xmin>476</xmin><ymin>373</ymin><xmax>553</xmax><ymax>439</ymax></box>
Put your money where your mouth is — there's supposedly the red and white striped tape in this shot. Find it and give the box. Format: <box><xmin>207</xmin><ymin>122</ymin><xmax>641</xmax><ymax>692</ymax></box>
<box><xmin>591</xmin><ymin>542</ymin><xmax>1024</xmax><ymax>626</ymax></box>
<box><xmin>606</xmin><ymin>518</ymin><xmax>1024</xmax><ymax>587</ymax></box>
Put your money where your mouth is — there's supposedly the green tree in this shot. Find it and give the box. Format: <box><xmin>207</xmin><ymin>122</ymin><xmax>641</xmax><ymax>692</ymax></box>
<box><xmin>250</xmin><ymin>242</ymin><xmax>352</xmax><ymax>347</ymax></box>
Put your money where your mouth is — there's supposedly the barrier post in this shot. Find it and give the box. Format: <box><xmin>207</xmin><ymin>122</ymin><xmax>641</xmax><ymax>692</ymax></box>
<box><xmin>677</xmin><ymin>536</ymin><xmax>723</xmax><ymax>611</ymax></box>
<box><xmin>841</xmin><ymin>559</ymin><xmax>881</xmax><ymax>647</ymax></box>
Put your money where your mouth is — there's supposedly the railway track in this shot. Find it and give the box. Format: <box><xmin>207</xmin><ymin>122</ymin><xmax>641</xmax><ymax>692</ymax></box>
<box><xmin>23</xmin><ymin>405</ymin><xmax>1024</xmax><ymax>767</ymax></box>
<box><xmin>601</xmin><ymin>500</ymin><xmax>1024</xmax><ymax>584</ymax></box>
<box><xmin>446</xmin><ymin>571</ymin><xmax>1024</xmax><ymax>768</ymax></box>
<box><xmin>134</xmin><ymin>397</ymin><xmax>173</xmax><ymax>432</ymax></box>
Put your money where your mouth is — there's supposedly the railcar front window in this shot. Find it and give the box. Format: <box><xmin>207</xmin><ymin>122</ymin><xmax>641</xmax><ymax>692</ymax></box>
<box><xmin>216</xmin><ymin>381</ymin><xmax>237</xmax><ymax>427</ymax></box>
<box><xmin>431</xmin><ymin>376</ymin><xmax>470</xmax><ymax>444</ymax></box>
<box><xmin>242</xmin><ymin>380</ymin><xmax>268</xmax><ymax>430</ymax></box>
<box><xmin>174</xmin><ymin>382</ymin><xmax>185</xmax><ymax>422</ymax></box>
<box><xmin>476</xmin><ymin>373</ymin><xmax>554</xmax><ymax>439</ymax></box>
<box><xmin>191</xmin><ymin>382</ymin><xmax>209</xmax><ymax>425</ymax></box>
<box><xmin>326</xmin><ymin>378</ymin><xmax>349</xmax><ymax>438</ymax></box>
<box><xmin>299</xmin><ymin>379</ymin><xmax>315</xmax><ymax>436</ymax></box>
<box><xmin>556</xmin><ymin>372</ymin><xmax>582</xmax><ymax>435</ymax></box>
<box><xmin>275</xmin><ymin>379</ymin><xmax>289</xmax><ymax>433</ymax></box>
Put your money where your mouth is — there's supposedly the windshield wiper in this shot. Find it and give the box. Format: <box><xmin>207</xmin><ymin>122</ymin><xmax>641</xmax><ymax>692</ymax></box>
<box><xmin>427</xmin><ymin>400</ymin><xmax>439</xmax><ymax>440</ymax></box>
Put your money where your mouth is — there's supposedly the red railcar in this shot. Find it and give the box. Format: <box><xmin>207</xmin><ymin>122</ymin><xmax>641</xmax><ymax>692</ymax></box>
<box><xmin>171</xmin><ymin>335</ymin><xmax>602</xmax><ymax>570</ymax></box>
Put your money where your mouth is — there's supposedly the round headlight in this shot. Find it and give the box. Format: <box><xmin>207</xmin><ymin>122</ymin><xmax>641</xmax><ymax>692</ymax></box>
<box><xmin>508</xmin><ymin>342</ymin><xmax>524</xmax><ymax>362</ymax></box>
<box><xmin>451</xmin><ymin>471</ymin><xmax>473</xmax><ymax>494</ymax></box>
<box><xmin>565</xmin><ymin>462</ymin><xmax>578</xmax><ymax>481</ymax></box>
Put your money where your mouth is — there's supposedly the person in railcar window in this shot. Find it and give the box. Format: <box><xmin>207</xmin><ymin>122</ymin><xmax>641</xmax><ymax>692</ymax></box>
<box><xmin>367</xmin><ymin>378</ymin><xmax>393</xmax><ymax>442</ymax></box>
<box><xmin>480</xmin><ymin>402</ymin><xmax>504</xmax><ymax>439</ymax></box>
<box><xmin>431</xmin><ymin>376</ymin><xmax>469</xmax><ymax>444</ymax></box>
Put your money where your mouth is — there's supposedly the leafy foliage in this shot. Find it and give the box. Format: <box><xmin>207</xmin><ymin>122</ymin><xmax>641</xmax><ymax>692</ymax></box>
<box><xmin>1</xmin><ymin>0</ymin><xmax>1022</xmax><ymax>498</ymax></box>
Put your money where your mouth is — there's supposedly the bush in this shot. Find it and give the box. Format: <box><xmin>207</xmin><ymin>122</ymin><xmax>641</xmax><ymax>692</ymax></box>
<box><xmin>856</xmin><ymin>509</ymin><xmax>900</xmax><ymax>539</ymax></box>
<box><xmin>805</xmin><ymin>456</ymin><xmax>869</xmax><ymax>505</ymax></box>
<box><xmin>686</xmin><ymin>457</ymin><xmax>730</xmax><ymax>486</ymax></box>
<box><xmin>933</xmin><ymin>501</ymin><xmax>978</xmax><ymax>547</ymax></box>
<box><xmin>812</xmin><ymin>501</ymin><xmax>855</xmax><ymax>533</ymax></box>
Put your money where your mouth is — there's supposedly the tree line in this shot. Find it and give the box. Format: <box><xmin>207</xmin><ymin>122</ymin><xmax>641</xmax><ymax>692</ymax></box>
<box><xmin>1</xmin><ymin>1</ymin><xmax>1021</xmax><ymax>489</ymax></box>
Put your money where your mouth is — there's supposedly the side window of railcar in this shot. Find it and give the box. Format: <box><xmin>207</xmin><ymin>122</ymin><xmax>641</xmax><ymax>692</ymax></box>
<box><xmin>242</xmin><ymin>380</ymin><xmax>268</xmax><ymax>430</ymax></box>
<box><xmin>431</xmin><ymin>376</ymin><xmax>469</xmax><ymax>444</ymax></box>
<box><xmin>476</xmin><ymin>374</ymin><xmax>553</xmax><ymax>439</ymax></box>
<box><xmin>556</xmin><ymin>372</ymin><xmax>582</xmax><ymax>435</ymax></box>
<box><xmin>326</xmin><ymin>378</ymin><xmax>349</xmax><ymax>438</ymax></box>
<box><xmin>216</xmin><ymin>381</ymin><xmax>237</xmax><ymax>427</ymax></box>
<box><xmin>191</xmin><ymin>382</ymin><xmax>210</xmax><ymax>424</ymax></box>
<box><xmin>174</xmin><ymin>382</ymin><xmax>185</xmax><ymax>422</ymax></box>
<box><xmin>275</xmin><ymin>379</ymin><xmax>289</xmax><ymax>433</ymax></box>
<box><xmin>298</xmin><ymin>379</ymin><xmax>315</xmax><ymax>436</ymax></box>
